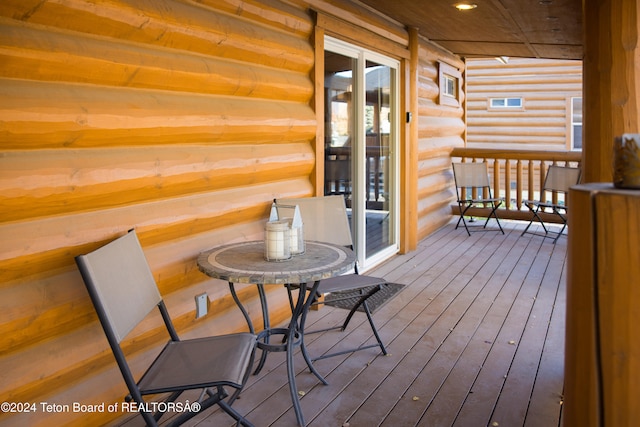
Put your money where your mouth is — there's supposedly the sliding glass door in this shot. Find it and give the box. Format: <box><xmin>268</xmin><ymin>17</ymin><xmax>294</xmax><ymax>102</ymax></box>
<box><xmin>324</xmin><ymin>37</ymin><xmax>399</xmax><ymax>268</ymax></box>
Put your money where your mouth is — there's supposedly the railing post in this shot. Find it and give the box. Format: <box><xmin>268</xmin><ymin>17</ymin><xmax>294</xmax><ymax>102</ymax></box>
<box><xmin>540</xmin><ymin>162</ymin><xmax>547</xmax><ymax>202</ymax></box>
<box><xmin>551</xmin><ymin>160</ymin><xmax>559</xmax><ymax>205</ymax></box>
<box><xmin>504</xmin><ymin>159</ymin><xmax>512</xmax><ymax>209</ymax></box>
<box><xmin>516</xmin><ymin>160</ymin><xmax>523</xmax><ymax>209</ymax></box>
<box><xmin>493</xmin><ymin>159</ymin><xmax>500</xmax><ymax>202</ymax></box>
<box><xmin>465</xmin><ymin>157</ymin><xmax>478</xmax><ymax>199</ymax></box>
<box><xmin>527</xmin><ymin>160</ymin><xmax>535</xmax><ymax>203</ymax></box>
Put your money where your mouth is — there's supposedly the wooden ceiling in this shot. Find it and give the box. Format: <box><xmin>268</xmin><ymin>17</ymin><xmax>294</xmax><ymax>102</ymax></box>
<box><xmin>357</xmin><ymin>0</ymin><xmax>583</xmax><ymax>60</ymax></box>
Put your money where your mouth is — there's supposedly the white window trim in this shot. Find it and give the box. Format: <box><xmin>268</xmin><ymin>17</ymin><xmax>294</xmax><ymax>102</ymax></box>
<box><xmin>438</xmin><ymin>62</ymin><xmax>461</xmax><ymax>107</ymax></box>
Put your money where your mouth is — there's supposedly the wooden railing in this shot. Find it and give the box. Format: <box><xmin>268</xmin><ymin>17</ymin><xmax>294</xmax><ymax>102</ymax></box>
<box><xmin>450</xmin><ymin>147</ymin><xmax>583</xmax><ymax>222</ymax></box>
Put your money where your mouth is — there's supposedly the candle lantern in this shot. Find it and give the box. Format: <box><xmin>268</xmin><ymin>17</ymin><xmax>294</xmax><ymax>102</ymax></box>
<box><xmin>269</xmin><ymin>201</ymin><xmax>305</xmax><ymax>255</ymax></box>
<box><xmin>614</xmin><ymin>134</ymin><xmax>640</xmax><ymax>189</ymax></box>
<box><xmin>264</xmin><ymin>220</ymin><xmax>291</xmax><ymax>261</ymax></box>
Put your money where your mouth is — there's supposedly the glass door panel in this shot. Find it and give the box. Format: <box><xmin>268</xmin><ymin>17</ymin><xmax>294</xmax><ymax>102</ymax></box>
<box><xmin>324</xmin><ymin>38</ymin><xmax>398</xmax><ymax>268</ymax></box>
<box><xmin>324</xmin><ymin>51</ymin><xmax>355</xmax><ymax>233</ymax></box>
<box><xmin>364</xmin><ymin>60</ymin><xmax>392</xmax><ymax>258</ymax></box>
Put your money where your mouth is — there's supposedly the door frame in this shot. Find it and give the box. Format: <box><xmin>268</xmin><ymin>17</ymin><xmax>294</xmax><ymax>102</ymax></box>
<box><xmin>323</xmin><ymin>35</ymin><xmax>400</xmax><ymax>269</ymax></box>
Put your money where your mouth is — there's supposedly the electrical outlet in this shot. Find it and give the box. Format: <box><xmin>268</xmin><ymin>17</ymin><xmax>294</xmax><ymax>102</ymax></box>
<box><xmin>195</xmin><ymin>292</ymin><xmax>209</xmax><ymax>318</ymax></box>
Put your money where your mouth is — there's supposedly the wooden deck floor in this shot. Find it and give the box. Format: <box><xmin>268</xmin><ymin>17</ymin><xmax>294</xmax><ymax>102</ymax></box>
<box><xmin>128</xmin><ymin>219</ymin><xmax>567</xmax><ymax>427</ymax></box>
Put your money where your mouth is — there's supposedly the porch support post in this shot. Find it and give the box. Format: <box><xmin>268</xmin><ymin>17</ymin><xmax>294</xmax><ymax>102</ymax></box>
<box><xmin>400</xmin><ymin>26</ymin><xmax>419</xmax><ymax>253</ymax></box>
<box><xmin>583</xmin><ymin>0</ymin><xmax>640</xmax><ymax>182</ymax></box>
<box><xmin>312</xmin><ymin>17</ymin><xmax>325</xmax><ymax>196</ymax></box>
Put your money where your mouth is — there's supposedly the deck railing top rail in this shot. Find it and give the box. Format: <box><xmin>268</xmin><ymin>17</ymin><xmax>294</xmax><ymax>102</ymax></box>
<box><xmin>451</xmin><ymin>147</ymin><xmax>583</xmax><ymax>163</ymax></box>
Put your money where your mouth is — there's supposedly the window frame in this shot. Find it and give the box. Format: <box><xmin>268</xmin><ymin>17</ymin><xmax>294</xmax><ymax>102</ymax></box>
<box><xmin>488</xmin><ymin>97</ymin><xmax>524</xmax><ymax>110</ymax></box>
<box><xmin>570</xmin><ymin>96</ymin><xmax>583</xmax><ymax>150</ymax></box>
<box><xmin>438</xmin><ymin>62</ymin><xmax>461</xmax><ymax>107</ymax></box>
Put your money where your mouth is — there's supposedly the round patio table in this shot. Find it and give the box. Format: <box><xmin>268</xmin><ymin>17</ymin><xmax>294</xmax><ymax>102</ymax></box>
<box><xmin>197</xmin><ymin>240</ymin><xmax>356</xmax><ymax>427</ymax></box>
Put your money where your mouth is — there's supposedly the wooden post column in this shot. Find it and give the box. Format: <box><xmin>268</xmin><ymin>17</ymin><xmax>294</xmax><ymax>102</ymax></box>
<box><xmin>583</xmin><ymin>0</ymin><xmax>640</xmax><ymax>183</ymax></box>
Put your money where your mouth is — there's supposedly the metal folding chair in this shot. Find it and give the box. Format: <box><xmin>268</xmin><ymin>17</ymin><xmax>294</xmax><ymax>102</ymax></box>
<box><xmin>275</xmin><ymin>196</ymin><xmax>388</xmax><ymax>361</ymax></box>
<box><xmin>452</xmin><ymin>162</ymin><xmax>505</xmax><ymax>236</ymax></box>
<box><xmin>521</xmin><ymin>165</ymin><xmax>581</xmax><ymax>243</ymax></box>
<box><xmin>75</xmin><ymin>230</ymin><xmax>256</xmax><ymax>427</ymax></box>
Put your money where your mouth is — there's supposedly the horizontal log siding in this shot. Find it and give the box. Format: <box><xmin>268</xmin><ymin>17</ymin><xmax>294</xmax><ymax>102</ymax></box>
<box><xmin>0</xmin><ymin>1</ymin><xmax>466</xmax><ymax>425</ymax></box>
<box><xmin>0</xmin><ymin>1</ymin><xmax>315</xmax><ymax>425</ymax></box>
<box><xmin>416</xmin><ymin>41</ymin><xmax>465</xmax><ymax>240</ymax></box>
<box><xmin>466</xmin><ymin>58</ymin><xmax>582</xmax><ymax>150</ymax></box>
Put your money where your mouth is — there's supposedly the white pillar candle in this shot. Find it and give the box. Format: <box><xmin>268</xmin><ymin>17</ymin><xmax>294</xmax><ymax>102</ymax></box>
<box><xmin>264</xmin><ymin>220</ymin><xmax>291</xmax><ymax>261</ymax></box>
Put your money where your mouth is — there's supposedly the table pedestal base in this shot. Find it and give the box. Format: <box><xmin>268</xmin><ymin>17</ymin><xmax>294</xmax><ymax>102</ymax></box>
<box><xmin>230</xmin><ymin>281</ymin><xmax>327</xmax><ymax>426</ymax></box>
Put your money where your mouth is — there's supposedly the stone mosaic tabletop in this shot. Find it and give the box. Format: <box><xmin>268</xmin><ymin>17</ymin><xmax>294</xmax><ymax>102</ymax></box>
<box><xmin>197</xmin><ymin>240</ymin><xmax>356</xmax><ymax>284</ymax></box>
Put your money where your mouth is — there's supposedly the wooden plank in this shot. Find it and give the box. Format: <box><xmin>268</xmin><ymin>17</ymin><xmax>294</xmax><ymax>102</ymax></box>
<box><xmin>0</xmin><ymin>21</ymin><xmax>312</xmax><ymax>101</ymax></box>
<box><xmin>0</xmin><ymin>144</ymin><xmax>314</xmax><ymax>222</ymax></box>
<box><xmin>0</xmin><ymin>0</ymin><xmax>314</xmax><ymax>72</ymax></box>
<box><xmin>353</xmin><ymin>224</ymin><xmax>527</xmax><ymax>426</ymax></box>
<box><xmin>451</xmin><ymin>231</ymin><xmax>549</xmax><ymax>427</ymax></box>
<box><xmin>488</xmin><ymin>240</ymin><xmax>565</xmax><ymax>426</ymax></box>
<box><xmin>525</xmin><ymin>247</ymin><xmax>567</xmax><ymax>427</ymax></box>
<box><xmin>412</xmin><ymin>226</ymin><xmax>535</xmax><ymax>425</ymax></box>
<box><xmin>0</xmin><ymin>78</ymin><xmax>316</xmax><ymax>149</ymax></box>
<box><xmin>0</xmin><ymin>182</ymin><xmax>309</xmax><ymax>284</ymax></box>
<box><xmin>310</xmin><ymin>224</ymin><xmax>519</xmax><ymax>426</ymax></box>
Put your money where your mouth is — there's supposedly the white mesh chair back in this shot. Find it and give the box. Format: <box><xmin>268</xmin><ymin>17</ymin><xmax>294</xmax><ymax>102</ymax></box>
<box><xmin>543</xmin><ymin>165</ymin><xmax>581</xmax><ymax>194</ymax></box>
<box><xmin>76</xmin><ymin>231</ymin><xmax>161</xmax><ymax>342</ymax></box>
<box><xmin>277</xmin><ymin>195</ymin><xmax>353</xmax><ymax>248</ymax></box>
<box><xmin>452</xmin><ymin>162</ymin><xmax>491</xmax><ymax>189</ymax></box>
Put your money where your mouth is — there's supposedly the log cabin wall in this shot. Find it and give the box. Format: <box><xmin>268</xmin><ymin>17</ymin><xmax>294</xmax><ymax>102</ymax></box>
<box><xmin>466</xmin><ymin>57</ymin><xmax>583</xmax><ymax>151</ymax></box>
<box><xmin>0</xmin><ymin>0</ymin><xmax>462</xmax><ymax>425</ymax></box>
<box><xmin>0</xmin><ymin>1</ymin><xmax>315</xmax><ymax>425</ymax></box>
<box><xmin>416</xmin><ymin>41</ymin><xmax>465</xmax><ymax>240</ymax></box>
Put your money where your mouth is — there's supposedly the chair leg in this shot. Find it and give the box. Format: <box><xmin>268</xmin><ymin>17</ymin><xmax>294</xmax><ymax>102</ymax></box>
<box><xmin>166</xmin><ymin>389</ymin><xmax>222</xmax><ymax>427</ymax></box>
<box><xmin>338</xmin><ymin>285</ymin><xmax>388</xmax><ymax>353</ymax></box>
<box><xmin>551</xmin><ymin>208</ymin><xmax>568</xmax><ymax>244</ymax></box>
<box><xmin>459</xmin><ymin>200</ymin><xmax>503</xmax><ymax>235</ymax></box>
<box><xmin>217</xmin><ymin>398</ymin><xmax>254</xmax><ymax>427</ymax></box>
<box><xmin>309</xmin><ymin>285</ymin><xmax>388</xmax><ymax>362</ymax></box>
<box><xmin>456</xmin><ymin>202</ymin><xmax>472</xmax><ymax>236</ymax></box>
<box><xmin>522</xmin><ymin>205</ymin><xmax>569</xmax><ymax>243</ymax></box>
<box><xmin>520</xmin><ymin>218</ymin><xmax>534</xmax><ymax>236</ymax></box>
<box><xmin>162</xmin><ymin>386</ymin><xmax>253</xmax><ymax>427</ymax></box>
<box><xmin>521</xmin><ymin>205</ymin><xmax>547</xmax><ymax>236</ymax></box>
<box><xmin>339</xmin><ymin>285</ymin><xmax>383</xmax><ymax>331</ymax></box>
<box><xmin>362</xmin><ymin>299</ymin><xmax>388</xmax><ymax>355</ymax></box>
<box><xmin>486</xmin><ymin>201</ymin><xmax>504</xmax><ymax>234</ymax></box>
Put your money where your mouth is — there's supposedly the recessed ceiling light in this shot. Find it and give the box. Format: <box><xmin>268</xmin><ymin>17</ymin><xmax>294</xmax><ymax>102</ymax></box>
<box><xmin>454</xmin><ymin>3</ymin><xmax>478</xmax><ymax>11</ymax></box>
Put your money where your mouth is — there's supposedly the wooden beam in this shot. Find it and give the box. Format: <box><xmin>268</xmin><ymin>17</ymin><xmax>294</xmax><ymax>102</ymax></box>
<box><xmin>313</xmin><ymin>21</ymin><xmax>325</xmax><ymax>196</ymax></box>
<box><xmin>401</xmin><ymin>26</ymin><xmax>419</xmax><ymax>253</ymax></box>
<box><xmin>583</xmin><ymin>0</ymin><xmax>640</xmax><ymax>182</ymax></box>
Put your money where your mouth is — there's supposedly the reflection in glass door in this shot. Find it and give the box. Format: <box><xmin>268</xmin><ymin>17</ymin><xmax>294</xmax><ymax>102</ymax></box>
<box><xmin>324</xmin><ymin>38</ymin><xmax>399</xmax><ymax>268</ymax></box>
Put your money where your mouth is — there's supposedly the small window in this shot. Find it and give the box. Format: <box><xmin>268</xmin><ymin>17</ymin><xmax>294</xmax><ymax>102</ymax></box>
<box><xmin>443</xmin><ymin>74</ymin><xmax>457</xmax><ymax>98</ymax></box>
<box><xmin>571</xmin><ymin>97</ymin><xmax>582</xmax><ymax>150</ymax></box>
<box><xmin>489</xmin><ymin>97</ymin><xmax>523</xmax><ymax>109</ymax></box>
<box><xmin>438</xmin><ymin>62</ymin><xmax>461</xmax><ymax>107</ymax></box>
